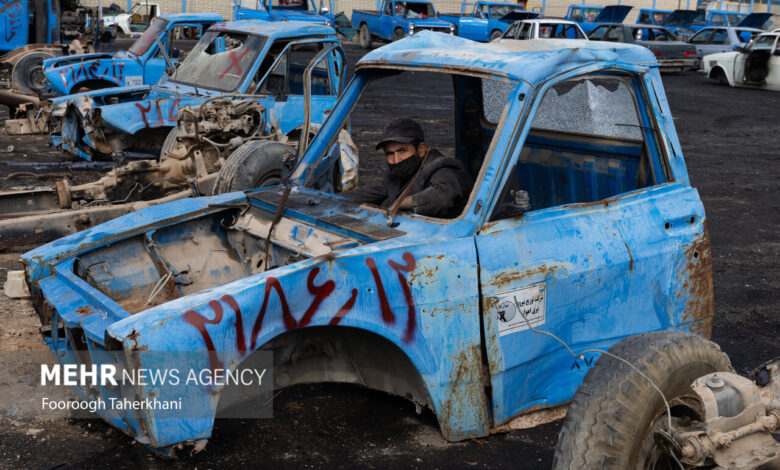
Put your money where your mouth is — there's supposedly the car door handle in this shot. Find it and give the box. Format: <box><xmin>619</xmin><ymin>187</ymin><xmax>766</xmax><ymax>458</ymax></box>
<box><xmin>663</xmin><ymin>214</ymin><xmax>701</xmax><ymax>234</ymax></box>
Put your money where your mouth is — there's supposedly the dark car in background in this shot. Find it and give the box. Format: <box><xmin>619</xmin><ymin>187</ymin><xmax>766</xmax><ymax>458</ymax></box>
<box><xmin>588</xmin><ymin>23</ymin><xmax>699</xmax><ymax>72</ymax></box>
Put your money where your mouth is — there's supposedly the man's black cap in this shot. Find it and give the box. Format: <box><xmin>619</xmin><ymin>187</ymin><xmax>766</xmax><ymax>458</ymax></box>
<box><xmin>376</xmin><ymin>118</ymin><xmax>425</xmax><ymax>150</ymax></box>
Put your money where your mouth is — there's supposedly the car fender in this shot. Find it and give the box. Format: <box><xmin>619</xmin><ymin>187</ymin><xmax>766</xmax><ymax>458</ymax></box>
<box><xmin>101</xmin><ymin>234</ymin><xmax>489</xmax><ymax>445</ymax></box>
<box><xmin>98</xmin><ymin>96</ymin><xmax>203</xmax><ymax>134</ymax></box>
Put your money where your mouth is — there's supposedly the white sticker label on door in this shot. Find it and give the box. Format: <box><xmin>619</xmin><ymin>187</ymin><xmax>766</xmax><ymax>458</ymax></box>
<box><xmin>495</xmin><ymin>284</ymin><xmax>546</xmax><ymax>336</ymax></box>
<box><xmin>125</xmin><ymin>76</ymin><xmax>142</xmax><ymax>87</ymax></box>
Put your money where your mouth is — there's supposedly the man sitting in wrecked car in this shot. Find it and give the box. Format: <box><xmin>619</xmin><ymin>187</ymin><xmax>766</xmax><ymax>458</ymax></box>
<box><xmin>345</xmin><ymin>118</ymin><xmax>472</xmax><ymax>218</ymax></box>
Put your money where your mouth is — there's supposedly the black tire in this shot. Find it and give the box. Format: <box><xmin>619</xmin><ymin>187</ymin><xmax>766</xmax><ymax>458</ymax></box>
<box><xmin>489</xmin><ymin>30</ymin><xmax>503</xmax><ymax>42</ymax></box>
<box><xmin>213</xmin><ymin>140</ymin><xmax>293</xmax><ymax>194</ymax></box>
<box><xmin>359</xmin><ymin>24</ymin><xmax>372</xmax><ymax>49</ymax></box>
<box><xmin>553</xmin><ymin>331</ymin><xmax>733</xmax><ymax>470</ymax></box>
<box><xmin>11</xmin><ymin>52</ymin><xmax>55</xmax><ymax>95</ymax></box>
<box><xmin>392</xmin><ymin>27</ymin><xmax>405</xmax><ymax>41</ymax></box>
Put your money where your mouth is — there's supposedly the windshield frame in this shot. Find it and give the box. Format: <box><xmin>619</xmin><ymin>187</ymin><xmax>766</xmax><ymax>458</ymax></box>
<box><xmin>169</xmin><ymin>30</ymin><xmax>268</xmax><ymax>93</ymax></box>
<box><xmin>128</xmin><ymin>17</ymin><xmax>170</xmax><ymax>57</ymax></box>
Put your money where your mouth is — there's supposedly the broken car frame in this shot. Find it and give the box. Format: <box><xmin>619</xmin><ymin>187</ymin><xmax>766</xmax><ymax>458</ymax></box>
<box><xmin>0</xmin><ymin>22</ymin><xmax>346</xmax><ymax>251</ymax></box>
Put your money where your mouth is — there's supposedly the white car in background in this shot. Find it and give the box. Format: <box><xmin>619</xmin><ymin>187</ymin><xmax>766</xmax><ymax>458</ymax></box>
<box><xmin>704</xmin><ymin>32</ymin><xmax>780</xmax><ymax>90</ymax></box>
<box><xmin>500</xmin><ymin>18</ymin><xmax>587</xmax><ymax>40</ymax></box>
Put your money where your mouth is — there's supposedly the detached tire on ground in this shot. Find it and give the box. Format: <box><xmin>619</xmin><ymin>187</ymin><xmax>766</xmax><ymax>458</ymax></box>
<box><xmin>359</xmin><ymin>24</ymin><xmax>372</xmax><ymax>49</ymax></box>
<box><xmin>213</xmin><ymin>140</ymin><xmax>292</xmax><ymax>194</ymax></box>
<box><xmin>552</xmin><ymin>331</ymin><xmax>733</xmax><ymax>470</ymax></box>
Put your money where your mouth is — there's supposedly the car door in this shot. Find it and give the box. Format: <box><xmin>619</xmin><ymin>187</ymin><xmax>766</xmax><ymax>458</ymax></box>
<box><xmin>460</xmin><ymin>4</ymin><xmax>487</xmax><ymax>41</ymax></box>
<box><xmin>257</xmin><ymin>41</ymin><xmax>343</xmax><ymax>136</ymax></box>
<box><xmin>476</xmin><ymin>69</ymin><xmax>708</xmax><ymax>423</ymax></box>
<box><xmin>708</xmin><ymin>28</ymin><xmax>730</xmax><ymax>54</ymax></box>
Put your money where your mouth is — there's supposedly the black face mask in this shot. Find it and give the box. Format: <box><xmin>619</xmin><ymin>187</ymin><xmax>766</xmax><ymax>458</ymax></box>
<box><xmin>388</xmin><ymin>154</ymin><xmax>422</xmax><ymax>182</ymax></box>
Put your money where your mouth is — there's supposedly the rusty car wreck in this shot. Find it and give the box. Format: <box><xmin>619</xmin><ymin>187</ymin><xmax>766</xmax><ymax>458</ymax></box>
<box><xmin>23</xmin><ymin>32</ymin><xmax>759</xmax><ymax>465</ymax></box>
<box><xmin>0</xmin><ymin>21</ymin><xmax>347</xmax><ymax>250</ymax></box>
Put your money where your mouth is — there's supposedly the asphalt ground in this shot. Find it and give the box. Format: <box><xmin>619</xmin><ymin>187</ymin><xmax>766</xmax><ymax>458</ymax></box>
<box><xmin>0</xmin><ymin>41</ymin><xmax>778</xmax><ymax>469</ymax></box>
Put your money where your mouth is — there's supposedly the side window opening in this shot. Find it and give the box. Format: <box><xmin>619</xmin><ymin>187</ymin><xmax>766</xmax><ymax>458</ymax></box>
<box><xmin>289</xmin><ymin>43</ymin><xmax>331</xmax><ymax>95</ymax></box>
<box><xmin>491</xmin><ymin>75</ymin><xmax>667</xmax><ymax>220</ymax></box>
<box><xmin>331</xmin><ymin>71</ymin><xmax>513</xmax><ymax>219</ymax></box>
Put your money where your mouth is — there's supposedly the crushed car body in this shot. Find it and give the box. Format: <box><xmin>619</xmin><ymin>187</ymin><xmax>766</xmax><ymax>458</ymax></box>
<box><xmin>23</xmin><ymin>32</ymin><xmax>715</xmax><ymax>454</ymax></box>
<box><xmin>6</xmin><ymin>21</ymin><xmax>343</xmax><ymax>161</ymax></box>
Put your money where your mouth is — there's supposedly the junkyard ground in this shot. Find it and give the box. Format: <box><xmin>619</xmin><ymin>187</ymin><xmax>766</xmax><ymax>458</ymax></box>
<box><xmin>0</xmin><ymin>42</ymin><xmax>778</xmax><ymax>469</ymax></box>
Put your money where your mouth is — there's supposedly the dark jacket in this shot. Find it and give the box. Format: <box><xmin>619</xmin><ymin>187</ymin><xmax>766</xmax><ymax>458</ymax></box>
<box><xmin>345</xmin><ymin>150</ymin><xmax>472</xmax><ymax>219</ymax></box>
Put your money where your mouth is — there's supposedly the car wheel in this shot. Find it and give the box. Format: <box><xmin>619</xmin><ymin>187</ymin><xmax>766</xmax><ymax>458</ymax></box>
<box><xmin>213</xmin><ymin>140</ymin><xmax>293</xmax><ymax>194</ymax></box>
<box><xmin>552</xmin><ymin>331</ymin><xmax>733</xmax><ymax>470</ymax></box>
<box><xmin>489</xmin><ymin>30</ymin><xmax>503</xmax><ymax>42</ymax></box>
<box><xmin>359</xmin><ymin>24</ymin><xmax>372</xmax><ymax>49</ymax></box>
<box><xmin>393</xmin><ymin>27</ymin><xmax>405</xmax><ymax>41</ymax></box>
<box><xmin>11</xmin><ymin>51</ymin><xmax>55</xmax><ymax>96</ymax></box>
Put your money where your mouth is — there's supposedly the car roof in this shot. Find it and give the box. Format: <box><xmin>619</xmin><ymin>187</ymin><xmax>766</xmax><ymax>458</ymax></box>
<box><xmin>519</xmin><ymin>18</ymin><xmax>579</xmax><ymax>25</ymax></box>
<box><xmin>209</xmin><ymin>20</ymin><xmax>337</xmax><ymax>38</ymax></box>
<box><xmin>757</xmin><ymin>32</ymin><xmax>780</xmax><ymax>38</ymax></box>
<box><xmin>697</xmin><ymin>26</ymin><xmax>765</xmax><ymax>32</ymax></box>
<box><xmin>158</xmin><ymin>12</ymin><xmax>223</xmax><ymax>22</ymax></box>
<box><xmin>357</xmin><ymin>31</ymin><xmax>655</xmax><ymax>84</ymax></box>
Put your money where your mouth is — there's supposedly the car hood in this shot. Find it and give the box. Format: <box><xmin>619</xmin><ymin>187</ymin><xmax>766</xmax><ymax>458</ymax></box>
<box><xmin>737</xmin><ymin>13</ymin><xmax>772</xmax><ymax>28</ymax></box>
<box><xmin>94</xmin><ymin>93</ymin><xmax>206</xmax><ymax>133</ymax></box>
<box><xmin>593</xmin><ymin>5</ymin><xmax>633</xmax><ymax>23</ymax></box>
<box><xmin>702</xmin><ymin>50</ymin><xmax>739</xmax><ymax>62</ymax></box>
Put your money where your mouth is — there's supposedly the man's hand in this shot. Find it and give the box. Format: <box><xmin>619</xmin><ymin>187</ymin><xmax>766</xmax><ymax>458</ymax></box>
<box><xmin>399</xmin><ymin>196</ymin><xmax>414</xmax><ymax>210</ymax></box>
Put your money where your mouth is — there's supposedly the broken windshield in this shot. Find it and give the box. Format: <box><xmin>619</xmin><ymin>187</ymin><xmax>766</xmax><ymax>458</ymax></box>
<box><xmin>171</xmin><ymin>31</ymin><xmax>266</xmax><ymax>92</ymax></box>
<box><xmin>128</xmin><ymin>17</ymin><xmax>169</xmax><ymax>56</ymax></box>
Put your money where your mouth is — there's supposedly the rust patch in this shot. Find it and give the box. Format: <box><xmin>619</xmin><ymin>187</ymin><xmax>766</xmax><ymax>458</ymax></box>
<box><xmin>490</xmin><ymin>403</ymin><xmax>568</xmax><ymax>433</ymax></box>
<box><xmin>677</xmin><ymin>221</ymin><xmax>714</xmax><ymax>339</ymax></box>
<box><xmin>75</xmin><ymin>306</ymin><xmax>92</xmax><ymax>316</ymax></box>
<box><xmin>438</xmin><ymin>345</ymin><xmax>489</xmax><ymax>441</ymax></box>
<box><xmin>488</xmin><ymin>264</ymin><xmax>561</xmax><ymax>288</ymax></box>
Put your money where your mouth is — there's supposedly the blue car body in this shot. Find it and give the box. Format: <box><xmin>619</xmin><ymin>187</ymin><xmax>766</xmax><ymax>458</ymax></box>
<box><xmin>0</xmin><ymin>0</ymin><xmax>65</xmax><ymax>53</ymax></box>
<box><xmin>637</xmin><ymin>8</ymin><xmax>673</xmax><ymax>26</ymax></box>
<box><xmin>565</xmin><ymin>4</ymin><xmax>633</xmax><ymax>33</ymax></box>
<box><xmin>234</xmin><ymin>0</ymin><xmax>336</xmax><ymax>25</ymax></box>
<box><xmin>352</xmin><ymin>0</ymin><xmax>455</xmax><ymax>42</ymax></box>
<box><xmin>23</xmin><ymin>32</ymin><xmax>713</xmax><ymax>453</ymax></box>
<box><xmin>47</xmin><ymin>21</ymin><xmax>344</xmax><ymax>161</ymax></box>
<box><xmin>439</xmin><ymin>1</ymin><xmax>539</xmax><ymax>41</ymax></box>
<box><xmin>41</xmin><ymin>13</ymin><xmax>223</xmax><ymax>97</ymax></box>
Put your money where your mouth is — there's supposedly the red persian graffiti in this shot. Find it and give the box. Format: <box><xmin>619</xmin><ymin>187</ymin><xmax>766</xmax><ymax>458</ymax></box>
<box><xmin>185</xmin><ymin>253</ymin><xmax>418</xmax><ymax>367</ymax></box>
<box><xmin>366</xmin><ymin>252</ymin><xmax>417</xmax><ymax>343</ymax></box>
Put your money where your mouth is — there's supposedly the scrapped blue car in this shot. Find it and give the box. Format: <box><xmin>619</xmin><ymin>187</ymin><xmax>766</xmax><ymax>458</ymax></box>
<box><xmin>564</xmin><ymin>4</ymin><xmax>632</xmax><ymax>33</ymax></box>
<box><xmin>353</xmin><ymin>0</ymin><xmax>455</xmax><ymax>48</ymax></box>
<box><xmin>40</xmin><ymin>21</ymin><xmax>344</xmax><ymax>161</ymax></box>
<box><xmin>42</xmin><ymin>13</ymin><xmax>223</xmax><ymax>96</ymax></box>
<box><xmin>23</xmin><ymin>32</ymin><xmax>714</xmax><ymax>462</ymax></box>
<box><xmin>438</xmin><ymin>1</ymin><xmax>540</xmax><ymax>42</ymax></box>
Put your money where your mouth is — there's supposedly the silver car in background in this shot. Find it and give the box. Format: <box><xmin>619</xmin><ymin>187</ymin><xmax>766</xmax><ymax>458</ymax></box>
<box><xmin>689</xmin><ymin>26</ymin><xmax>765</xmax><ymax>68</ymax></box>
